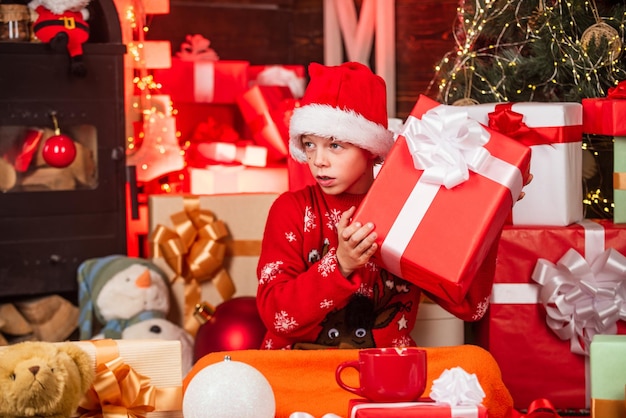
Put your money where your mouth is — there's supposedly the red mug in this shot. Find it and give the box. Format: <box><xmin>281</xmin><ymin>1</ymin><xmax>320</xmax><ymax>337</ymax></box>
<box><xmin>335</xmin><ymin>347</ymin><xmax>427</xmax><ymax>402</ymax></box>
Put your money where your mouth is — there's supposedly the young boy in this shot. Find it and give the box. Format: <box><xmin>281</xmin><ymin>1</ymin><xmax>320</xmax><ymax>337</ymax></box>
<box><xmin>256</xmin><ymin>62</ymin><xmax>500</xmax><ymax>350</ymax></box>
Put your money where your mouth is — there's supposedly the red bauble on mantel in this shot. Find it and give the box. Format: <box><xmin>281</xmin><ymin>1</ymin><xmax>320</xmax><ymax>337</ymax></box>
<box><xmin>42</xmin><ymin>134</ymin><xmax>77</xmax><ymax>168</ymax></box>
<box><xmin>193</xmin><ymin>296</ymin><xmax>267</xmax><ymax>363</ymax></box>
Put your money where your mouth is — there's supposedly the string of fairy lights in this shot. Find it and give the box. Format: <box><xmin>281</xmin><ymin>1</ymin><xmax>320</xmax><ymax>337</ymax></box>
<box><xmin>117</xmin><ymin>0</ymin><xmax>187</xmax><ymax>191</ymax></box>
<box><xmin>427</xmin><ymin>0</ymin><xmax>626</xmax><ymax>218</ymax></box>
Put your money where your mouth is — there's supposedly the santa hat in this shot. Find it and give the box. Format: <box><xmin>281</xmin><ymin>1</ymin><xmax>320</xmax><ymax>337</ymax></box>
<box><xmin>289</xmin><ymin>62</ymin><xmax>394</xmax><ymax>162</ymax></box>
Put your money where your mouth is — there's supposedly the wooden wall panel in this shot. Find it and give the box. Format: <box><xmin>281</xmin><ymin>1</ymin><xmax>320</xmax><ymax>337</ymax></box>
<box><xmin>395</xmin><ymin>0</ymin><xmax>458</xmax><ymax>117</ymax></box>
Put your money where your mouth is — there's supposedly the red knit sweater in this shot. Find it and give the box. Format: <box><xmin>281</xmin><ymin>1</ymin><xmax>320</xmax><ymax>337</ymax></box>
<box><xmin>256</xmin><ymin>184</ymin><xmax>497</xmax><ymax>350</ymax></box>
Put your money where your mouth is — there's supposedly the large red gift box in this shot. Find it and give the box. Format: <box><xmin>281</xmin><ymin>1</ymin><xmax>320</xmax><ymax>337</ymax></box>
<box><xmin>153</xmin><ymin>58</ymin><xmax>249</xmax><ymax>104</ymax></box>
<box><xmin>475</xmin><ymin>219</ymin><xmax>626</xmax><ymax>410</ymax></box>
<box><xmin>582</xmin><ymin>81</ymin><xmax>626</xmax><ymax>136</ymax></box>
<box><xmin>237</xmin><ymin>85</ymin><xmax>295</xmax><ymax>162</ymax></box>
<box><xmin>353</xmin><ymin>95</ymin><xmax>531</xmax><ymax>304</ymax></box>
<box><xmin>348</xmin><ymin>399</ymin><xmax>487</xmax><ymax>418</ymax></box>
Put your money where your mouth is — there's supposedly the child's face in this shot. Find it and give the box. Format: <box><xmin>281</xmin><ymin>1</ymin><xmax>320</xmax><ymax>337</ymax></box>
<box><xmin>301</xmin><ymin>134</ymin><xmax>375</xmax><ymax>195</ymax></box>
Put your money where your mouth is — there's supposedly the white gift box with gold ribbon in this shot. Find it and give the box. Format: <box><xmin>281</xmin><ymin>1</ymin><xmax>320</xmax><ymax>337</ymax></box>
<box><xmin>73</xmin><ymin>339</ymin><xmax>183</xmax><ymax>417</ymax></box>
<box><xmin>148</xmin><ymin>193</ymin><xmax>278</xmax><ymax>336</ymax></box>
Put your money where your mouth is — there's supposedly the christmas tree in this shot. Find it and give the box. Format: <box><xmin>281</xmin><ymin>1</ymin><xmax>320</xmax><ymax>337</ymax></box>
<box><xmin>429</xmin><ymin>0</ymin><xmax>626</xmax><ymax>104</ymax></box>
<box><xmin>428</xmin><ymin>0</ymin><xmax>626</xmax><ymax>218</ymax></box>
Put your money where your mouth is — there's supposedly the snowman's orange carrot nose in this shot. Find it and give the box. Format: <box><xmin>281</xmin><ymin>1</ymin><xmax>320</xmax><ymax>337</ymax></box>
<box><xmin>135</xmin><ymin>269</ymin><xmax>152</xmax><ymax>288</ymax></box>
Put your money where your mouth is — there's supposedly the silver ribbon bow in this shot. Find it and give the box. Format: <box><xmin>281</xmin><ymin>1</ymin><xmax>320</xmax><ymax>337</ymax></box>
<box><xmin>532</xmin><ymin>247</ymin><xmax>626</xmax><ymax>355</ymax></box>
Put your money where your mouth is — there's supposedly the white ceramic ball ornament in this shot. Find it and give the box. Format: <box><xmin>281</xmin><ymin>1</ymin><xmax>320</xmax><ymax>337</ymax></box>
<box><xmin>183</xmin><ymin>356</ymin><xmax>276</xmax><ymax>418</ymax></box>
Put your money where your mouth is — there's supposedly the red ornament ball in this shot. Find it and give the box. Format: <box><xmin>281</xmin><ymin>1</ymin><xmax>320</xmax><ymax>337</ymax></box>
<box><xmin>42</xmin><ymin>134</ymin><xmax>77</xmax><ymax>168</ymax></box>
<box><xmin>193</xmin><ymin>296</ymin><xmax>267</xmax><ymax>363</ymax></box>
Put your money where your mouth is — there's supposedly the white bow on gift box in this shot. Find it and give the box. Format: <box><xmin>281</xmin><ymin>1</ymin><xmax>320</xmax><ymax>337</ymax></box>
<box><xmin>532</xmin><ymin>220</ymin><xmax>626</xmax><ymax>355</ymax></box>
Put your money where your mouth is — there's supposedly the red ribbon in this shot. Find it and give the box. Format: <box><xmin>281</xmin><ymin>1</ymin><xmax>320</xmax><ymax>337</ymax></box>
<box><xmin>511</xmin><ymin>399</ymin><xmax>562</xmax><ymax>418</ymax></box>
<box><xmin>488</xmin><ymin>104</ymin><xmax>553</xmax><ymax>147</ymax></box>
<box><xmin>607</xmin><ymin>80</ymin><xmax>626</xmax><ymax>99</ymax></box>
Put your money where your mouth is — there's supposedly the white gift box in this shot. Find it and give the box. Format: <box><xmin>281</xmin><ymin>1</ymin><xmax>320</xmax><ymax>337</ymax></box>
<box><xmin>456</xmin><ymin>102</ymin><xmax>583</xmax><ymax>226</ymax></box>
<box><xmin>189</xmin><ymin>165</ymin><xmax>287</xmax><ymax>195</ymax></box>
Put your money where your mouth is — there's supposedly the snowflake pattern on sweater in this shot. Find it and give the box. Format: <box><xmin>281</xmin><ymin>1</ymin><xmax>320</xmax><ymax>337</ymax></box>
<box><xmin>256</xmin><ymin>185</ymin><xmax>496</xmax><ymax>350</ymax></box>
<box><xmin>256</xmin><ymin>185</ymin><xmax>420</xmax><ymax>350</ymax></box>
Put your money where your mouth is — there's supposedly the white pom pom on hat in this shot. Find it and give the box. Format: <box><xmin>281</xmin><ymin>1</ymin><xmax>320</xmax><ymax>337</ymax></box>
<box><xmin>289</xmin><ymin>62</ymin><xmax>394</xmax><ymax>163</ymax></box>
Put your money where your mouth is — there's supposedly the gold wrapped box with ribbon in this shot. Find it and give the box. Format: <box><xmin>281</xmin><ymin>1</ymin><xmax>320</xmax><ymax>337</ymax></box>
<box><xmin>148</xmin><ymin>193</ymin><xmax>278</xmax><ymax>336</ymax></box>
<box><xmin>74</xmin><ymin>339</ymin><xmax>183</xmax><ymax>418</ymax></box>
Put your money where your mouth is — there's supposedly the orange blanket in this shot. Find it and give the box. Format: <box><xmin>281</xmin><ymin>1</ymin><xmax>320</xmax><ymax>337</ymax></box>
<box><xmin>185</xmin><ymin>345</ymin><xmax>514</xmax><ymax>418</ymax></box>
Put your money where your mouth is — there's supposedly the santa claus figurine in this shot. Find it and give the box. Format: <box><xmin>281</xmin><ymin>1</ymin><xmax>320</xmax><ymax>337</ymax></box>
<box><xmin>29</xmin><ymin>0</ymin><xmax>91</xmax><ymax>77</ymax></box>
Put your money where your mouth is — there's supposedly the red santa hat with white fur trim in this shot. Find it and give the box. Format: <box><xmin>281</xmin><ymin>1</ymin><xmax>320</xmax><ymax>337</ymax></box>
<box><xmin>289</xmin><ymin>62</ymin><xmax>394</xmax><ymax>163</ymax></box>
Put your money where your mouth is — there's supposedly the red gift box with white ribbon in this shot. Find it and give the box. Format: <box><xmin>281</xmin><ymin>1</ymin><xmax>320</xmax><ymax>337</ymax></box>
<box><xmin>347</xmin><ymin>399</ymin><xmax>487</xmax><ymax>418</ymax></box>
<box><xmin>353</xmin><ymin>94</ymin><xmax>531</xmax><ymax>304</ymax></box>
<box><xmin>474</xmin><ymin>219</ymin><xmax>626</xmax><ymax>410</ymax></box>
<box><xmin>153</xmin><ymin>58</ymin><xmax>249</xmax><ymax>104</ymax></box>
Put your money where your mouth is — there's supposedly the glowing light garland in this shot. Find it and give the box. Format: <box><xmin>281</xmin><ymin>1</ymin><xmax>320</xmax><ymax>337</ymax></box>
<box><xmin>428</xmin><ymin>0</ymin><xmax>624</xmax><ymax>218</ymax></box>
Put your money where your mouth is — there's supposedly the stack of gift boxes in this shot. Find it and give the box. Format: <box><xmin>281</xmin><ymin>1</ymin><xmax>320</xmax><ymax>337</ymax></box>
<box><xmin>150</xmin><ymin>38</ymin><xmax>304</xmax><ymax>195</ymax></box>
<box><xmin>347</xmin><ymin>91</ymin><xmax>626</xmax><ymax>417</ymax></box>
<box><xmin>127</xmin><ymin>36</ymin><xmax>306</xmax><ymax>257</ymax></box>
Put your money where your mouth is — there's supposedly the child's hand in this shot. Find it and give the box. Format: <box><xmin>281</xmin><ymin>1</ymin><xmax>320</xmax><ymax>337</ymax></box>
<box><xmin>335</xmin><ymin>206</ymin><xmax>378</xmax><ymax>278</ymax></box>
<box><xmin>517</xmin><ymin>173</ymin><xmax>533</xmax><ymax>201</ymax></box>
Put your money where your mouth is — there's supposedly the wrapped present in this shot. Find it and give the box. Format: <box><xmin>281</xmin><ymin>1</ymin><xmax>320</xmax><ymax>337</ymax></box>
<box><xmin>248</xmin><ymin>64</ymin><xmax>306</xmax><ymax>98</ymax></box>
<box><xmin>348</xmin><ymin>366</ymin><xmax>488</xmax><ymax>417</ymax></box>
<box><xmin>188</xmin><ymin>165</ymin><xmax>287</xmax><ymax>195</ymax></box>
<box><xmin>153</xmin><ymin>58</ymin><xmax>249</xmax><ymax>104</ymax></box>
<box><xmin>237</xmin><ymin>85</ymin><xmax>296</xmax><ymax>162</ymax></box>
<box><xmin>74</xmin><ymin>339</ymin><xmax>183</xmax><ymax>418</ymax></box>
<box><xmin>195</xmin><ymin>141</ymin><xmax>268</xmax><ymax>167</ymax></box>
<box><xmin>347</xmin><ymin>400</ymin><xmax>487</xmax><ymax>418</ymax></box>
<box><xmin>474</xmin><ymin>219</ymin><xmax>626</xmax><ymax>410</ymax></box>
<box><xmin>582</xmin><ymin>82</ymin><xmax>626</xmax><ymax>223</ymax></box>
<box><xmin>615</xmin><ymin>137</ymin><xmax>626</xmax><ymax>223</ymax></box>
<box><xmin>353</xmin><ymin>94</ymin><xmax>531</xmax><ymax>304</ymax></box>
<box><xmin>456</xmin><ymin>101</ymin><xmax>583</xmax><ymax>226</ymax></box>
<box><xmin>148</xmin><ymin>193</ymin><xmax>278</xmax><ymax>335</ymax></box>
<box><xmin>590</xmin><ymin>335</ymin><xmax>626</xmax><ymax>418</ymax></box>
<box><xmin>582</xmin><ymin>81</ymin><xmax>626</xmax><ymax>136</ymax></box>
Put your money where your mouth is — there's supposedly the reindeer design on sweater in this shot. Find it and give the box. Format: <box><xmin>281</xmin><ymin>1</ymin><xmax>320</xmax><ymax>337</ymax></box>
<box><xmin>295</xmin><ymin>271</ymin><xmax>413</xmax><ymax>349</ymax></box>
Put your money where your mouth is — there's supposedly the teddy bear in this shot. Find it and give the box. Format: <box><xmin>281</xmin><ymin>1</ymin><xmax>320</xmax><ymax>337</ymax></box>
<box><xmin>0</xmin><ymin>341</ymin><xmax>94</xmax><ymax>418</ymax></box>
<box><xmin>28</xmin><ymin>0</ymin><xmax>91</xmax><ymax>76</ymax></box>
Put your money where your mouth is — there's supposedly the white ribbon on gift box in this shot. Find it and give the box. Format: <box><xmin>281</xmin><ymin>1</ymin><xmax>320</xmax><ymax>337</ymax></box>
<box><xmin>490</xmin><ymin>219</ymin><xmax>626</xmax><ymax>406</ymax></box>
<box><xmin>380</xmin><ymin>105</ymin><xmax>524</xmax><ymax>280</ymax></box>
<box><xmin>194</xmin><ymin>62</ymin><xmax>215</xmax><ymax>102</ymax></box>
<box><xmin>531</xmin><ymin>221</ymin><xmax>626</xmax><ymax>356</ymax></box>
<box><xmin>490</xmin><ymin>219</ymin><xmax>606</xmax><ymax>307</ymax></box>
<box><xmin>491</xmin><ymin>220</ymin><xmax>626</xmax><ymax>355</ymax></box>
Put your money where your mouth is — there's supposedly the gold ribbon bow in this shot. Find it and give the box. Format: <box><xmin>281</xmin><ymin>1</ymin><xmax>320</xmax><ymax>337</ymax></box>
<box><xmin>149</xmin><ymin>196</ymin><xmax>237</xmax><ymax>336</ymax></box>
<box><xmin>77</xmin><ymin>340</ymin><xmax>182</xmax><ymax>417</ymax></box>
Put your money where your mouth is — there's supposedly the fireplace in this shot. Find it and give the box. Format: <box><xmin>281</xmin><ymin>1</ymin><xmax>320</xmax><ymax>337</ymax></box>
<box><xmin>0</xmin><ymin>0</ymin><xmax>127</xmax><ymax>303</ymax></box>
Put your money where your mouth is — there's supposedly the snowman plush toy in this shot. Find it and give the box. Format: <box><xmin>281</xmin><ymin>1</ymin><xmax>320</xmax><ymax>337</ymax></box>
<box><xmin>28</xmin><ymin>0</ymin><xmax>91</xmax><ymax>76</ymax></box>
<box><xmin>77</xmin><ymin>255</ymin><xmax>194</xmax><ymax>373</ymax></box>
